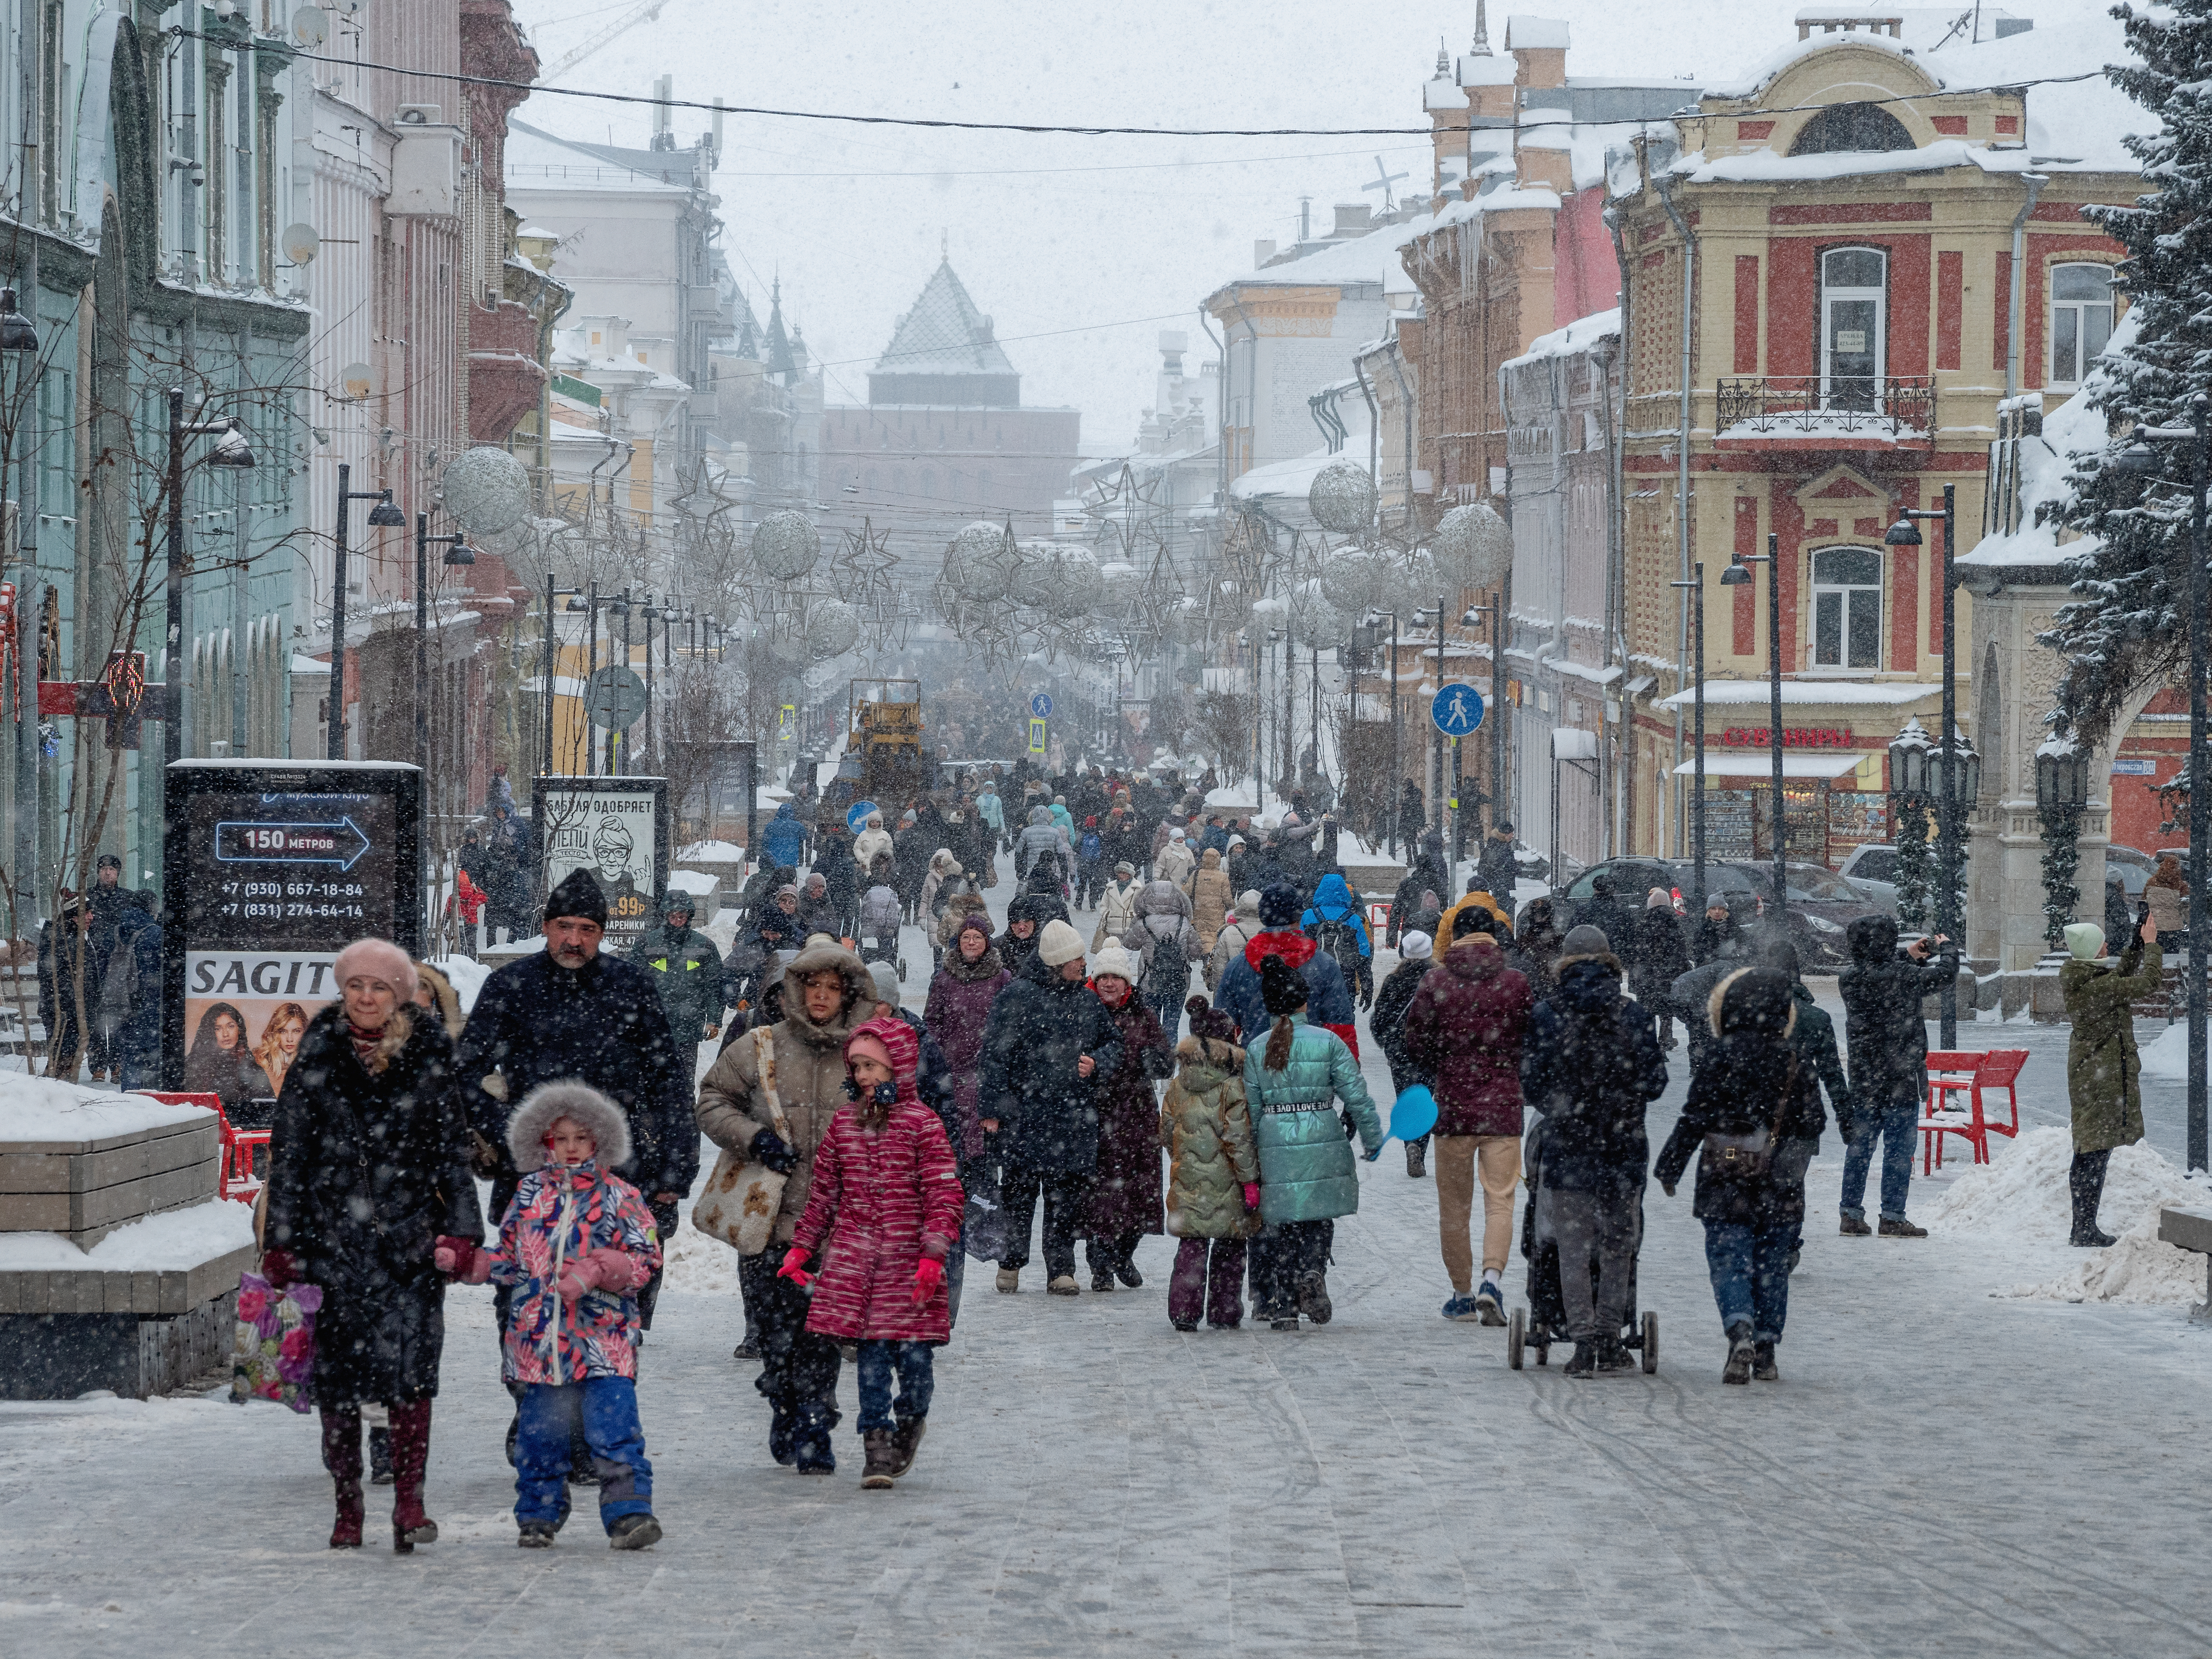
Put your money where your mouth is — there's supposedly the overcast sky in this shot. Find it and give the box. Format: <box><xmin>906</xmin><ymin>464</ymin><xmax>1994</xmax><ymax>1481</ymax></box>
<box><xmin>506</xmin><ymin>0</ymin><xmax>2110</xmax><ymax>466</ymax></box>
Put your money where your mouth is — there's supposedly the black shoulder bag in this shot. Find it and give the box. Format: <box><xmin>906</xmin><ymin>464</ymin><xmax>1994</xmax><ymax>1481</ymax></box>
<box><xmin>1697</xmin><ymin>1054</ymin><xmax>1799</xmax><ymax>1188</ymax></box>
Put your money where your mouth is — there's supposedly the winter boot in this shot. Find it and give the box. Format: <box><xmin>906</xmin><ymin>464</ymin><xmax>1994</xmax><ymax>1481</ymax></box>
<box><xmin>861</xmin><ymin>1429</ymin><xmax>899</xmax><ymax>1490</ymax></box>
<box><xmin>1047</xmin><ymin>1274</ymin><xmax>1080</xmax><ymax>1296</ymax></box>
<box><xmin>387</xmin><ymin>1399</ymin><xmax>438</xmax><ymax>1553</ymax></box>
<box><xmin>1563</xmin><ymin>1342</ymin><xmax>1597</xmax><ymax>1379</ymax></box>
<box><xmin>1752</xmin><ymin>1341</ymin><xmax>1779</xmax><ymax>1382</ymax></box>
<box><xmin>889</xmin><ymin>1415</ymin><xmax>927</xmax><ymax>1478</ymax></box>
<box><xmin>1295</xmin><ymin>1273</ymin><xmax>1332</xmax><ymax>1327</ymax></box>
<box><xmin>1877</xmin><ymin>1216</ymin><xmax>1927</xmax><ymax>1238</ymax></box>
<box><xmin>1091</xmin><ymin>1269</ymin><xmax>1116</xmax><ymax>1292</ymax></box>
<box><xmin>1595</xmin><ymin>1336</ymin><xmax>1634</xmax><ymax>1375</ymax></box>
<box><xmin>733</xmin><ymin>1334</ymin><xmax>761</xmax><ymax>1361</ymax></box>
<box><xmin>320</xmin><ymin>1406</ymin><xmax>364</xmax><ymax>1550</ymax></box>
<box><xmin>517</xmin><ymin>1521</ymin><xmax>558</xmax><ymax>1549</ymax></box>
<box><xmin>608</xmin><ymin>1513</ymin><xmax>662</xmax><ymax>1550</ymax></box>
<box><xmin>1722</xmin><ymin>1324</ymin><xmax>1756</xmax><ymax>1385</ymax></box>
<box><xmin>1115</xmin><ymin>1255</ymin><xmax>1143</xmax><ymax>1289</ymax></box>
<box><xmin>793</xmin><ymin>1405</ymin><xmax>837</xmax><ymax>1476</ymax></box>
<box><xmin>1405</xmin><ymin>1141</ymin><xmax>1427</xmax><ymax>1178</ymax></box>
<box><xmin>996</xmin><ymin>1267</ymin><xmax>1020</xmax><ymax>1293</ymax></box>
<box><xmin>367</xmin><ymin>1426</ymin><xmax>394</xmax><ymax>1486</ymax></box>
<box><xmin>1838</xmin><ymin>1213</ymin><xmax>1872</xmax><ymax>1237</ymax></box>
<box><xmin>2072</xmin><ymin>1225</ymin><xmax>2118</xmax><ymax>1249</ymax></box>
<box><xmin>1270</xmin><ymin>1315</ymin><xmax>1300</xmax><ymax>1332</ymax></box>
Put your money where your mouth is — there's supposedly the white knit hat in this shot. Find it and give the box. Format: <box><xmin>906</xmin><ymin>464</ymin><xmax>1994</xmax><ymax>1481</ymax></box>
<box><xmin>1400</xmin><ymin>930</ymin><xmax>1434</xmax><ymax>962</ymax></box>
<box><xmin>2064</xmin><ymin>921</ymin><xmax>2104</xmax><ymax>961</ymax></box>
<box><xmin>1089</xmin><ymin>942</ymin><xmax>1142</xmax><ymax>984</ymax></box>
<box><xmin>1037</xmin><ymin>919</ymin><xmax>1086</xmax><ymax>967</ymax></box>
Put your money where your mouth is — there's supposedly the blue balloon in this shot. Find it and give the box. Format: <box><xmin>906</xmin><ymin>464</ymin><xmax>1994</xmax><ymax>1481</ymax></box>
<box><xmin>1389</xmin><ymin>1085</ymin><xmax>1438</xmax><ymax>1144</ymax></box>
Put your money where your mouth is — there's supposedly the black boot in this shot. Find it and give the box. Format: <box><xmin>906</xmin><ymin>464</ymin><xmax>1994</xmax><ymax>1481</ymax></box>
<box><xmin>1752</xmin><ymin>1341</ymin><xmax>1779</xmax><ymax>1382</ymax></box>
<box><xmin>1723</xmin><ymin>1323</ymin><xmax>1755</xmax><ymax>1385</ymax></box>
<box><xmin>1405</xmin><ymin>1140</ymin><xmax>1427</xmax><ymax>1179</ymax></box>
<box><xmin>368</xmin><ymin>1425</ymin><xmax>394</xmax><ymax>1485</ymax></box>
<box><xmin>1295</xmin><ymin>1273</ymin><xmax>1332</xmax><ymax>1327</ymax></box>
<box><xmin>1563</xmin><ymin>1341</ymin><xmax>1597</xmax><ymax>1379</ymax></box>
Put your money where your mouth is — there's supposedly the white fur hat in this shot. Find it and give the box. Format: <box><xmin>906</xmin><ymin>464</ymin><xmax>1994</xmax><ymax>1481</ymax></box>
<box><xmin>1089</xmin><ymin>942</ymin><xmax>1142</xmax><ymax>984</ymax></box>
<box><xmin>507</xmin><ymin>1081</ymin><xmax>631</xmax><ymax>1172</ymax></box>
<box><xmin>1037</xmin><ymin>918</ymin><xmax>1086</xmax><ymax>967</ymax></box>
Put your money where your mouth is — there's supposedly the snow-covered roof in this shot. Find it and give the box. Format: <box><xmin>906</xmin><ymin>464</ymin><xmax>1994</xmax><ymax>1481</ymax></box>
<box><xmin>1677</xmin><ymin>136</ymin><xmax>1978</xmax><ymax>185</ymax></box>
<box><xmin>873</xmin><ymin>259</ymin><xmax>1018</xmax><ymax>380</ymax></box>
<box><xmin>1425</xmin><ymin>77</ymin><xmax>1470</xmax><ymax>112</ymax></box>
<box><xmin>1460</xmin><ymin>52</ymin><xmax>1519</xmax><ymax>88</ymax></box>
<box><xmin>1503</xmin><ymin>306</ymin><xmax>1621</xmax><ymax>371</ymax></box>
<box><xmin>1701</xmin><ymin>26</ymin><xmax>1920</xmax><ymax>100</ymax></box>
<box><xmin>504</xmin><ymin>120</ymin><xmax>689</xmax><ymax>194</ymax></box>
<box><xmin>1228</xmin><ymin>214</ymin><xmax>1427</xmax><ymax>291</ymax></box>
<box><xmin>1504</xmin><ymin>15</ymin><xmax>1570</xmax><ymax>49</ymax></box>
<box><xmin>1656</xmin><ymin>679</ymin><xmax>1939</xmax><ymax>710</ymax></box>
<box><xmin>1959</xmin><ymin>309</ymin><xmax>2135</xmax><ymax>573</ymax></box>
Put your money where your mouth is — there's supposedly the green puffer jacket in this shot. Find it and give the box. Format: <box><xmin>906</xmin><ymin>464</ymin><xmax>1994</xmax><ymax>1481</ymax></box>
<box><xmin>1240</xmin><ymin>1014</ymin><xmax>1385</xmax><ymax>1224</ymax></box>
<box><xmin>1160</xmin><ymin>1035</ymin><xmax>1260</xmax><ymax>1239</ymax></box>
<box><xmin>2062</xmin><ymin>940</ymin><xmax>2160</xmax><ymax>1153</ymax></box>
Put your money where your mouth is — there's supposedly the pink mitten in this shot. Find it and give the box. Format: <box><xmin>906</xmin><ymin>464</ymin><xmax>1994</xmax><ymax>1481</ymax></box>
<box><xmin>777</xmin><ymin>1246</ymin><xmax>813</xmax><ymax>1287</ymax></box>
<box><xmin>1243</xmin><ymin>1182</ymin><xmax>1262</xmax><ymax>1213</ymax></box>
<box><xmin>555</xmin><ymin>1259</ymin><xmax>597</xmax><ymax>1304</ymax></box>
<box><xmin>586</xmin><ymin>1246</ymin><xmax>643</xmax><ymax>1293</ymax></box>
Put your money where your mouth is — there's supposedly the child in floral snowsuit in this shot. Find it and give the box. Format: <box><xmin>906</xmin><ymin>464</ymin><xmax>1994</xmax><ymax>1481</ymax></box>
<box><xmin>439</xmin><ymin>1081</ymin><xmax>664</xmax><ymax>1549</ymax></box>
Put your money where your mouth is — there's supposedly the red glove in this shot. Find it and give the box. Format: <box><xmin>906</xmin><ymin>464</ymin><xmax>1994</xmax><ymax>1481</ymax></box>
<box><xmin>259</xmin><ymin>1249</ymin><xmax>299</xmax><ymax>1291</ymax></box>
<box><xmin>911</xmin><ymin>1255</ymin><xmax>946</xmax><ymax>1306</ymax></box>
<box><xmin>1243</xmin><ymin>1183</ymin><xmax>1262</xmax><ymax>1213</ymax></box>
<box><xmin>777</xmin><ymin>1246</ymin><xmax>813</xmax><ymax>1287</ymax></box>
<box><xmin>433</xmin><ymin>1236</ymin><xmax>479</xmax><ymax>1279</ymax></box>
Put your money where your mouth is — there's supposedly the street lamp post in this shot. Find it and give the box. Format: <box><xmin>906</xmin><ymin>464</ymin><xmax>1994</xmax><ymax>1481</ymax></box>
<box><xmin>1888</xmin><ymin>486</ymin><xmax>1968</xmax><ymax>1044</ymax></box>
<box><xmin>2111</xmin><ymin>400</ymin><xmax>2211</xmax><ymax>1169</ymax></box>
<box><xmin>165</xmin><ymin>389</ymin><xmax>259</xmax><ymax>768</ymax></box>
<box><xmin>1668</xmin><ymin>562</ymin><xmax>1708</xmax><ymax>908</ymax></box>
<box><xmin>1</xmin><ymin>289</ymin><xmax>40</xmax><ymax>933</ymax></box>
<box><xmin>1721</xmin><ymin>533</ymin><xmax>1786</xmax><ymax>940</ymax></box>
<box><xmin>326</xmin><ymin>463</ymin><xmax>404</xmax><ymax>761</ymax></box>
<box><xmin>413</xmin><ymin>513</ymin><xmax>472</xmax><ymax>943</ymax></box>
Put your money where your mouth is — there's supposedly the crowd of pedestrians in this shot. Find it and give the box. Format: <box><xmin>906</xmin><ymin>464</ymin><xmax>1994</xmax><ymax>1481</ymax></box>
<box><xmin>253</xmin><ymin>748</ymin><xmax>2149</xmax><ymax>1560</ymax></box>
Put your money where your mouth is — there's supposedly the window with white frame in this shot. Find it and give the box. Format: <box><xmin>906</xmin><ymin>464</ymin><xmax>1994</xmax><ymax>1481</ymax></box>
<box><xmin>1811</xmin><ymin>545</ymin><xmax>1883</xmax><ymax>670</ymax></box>
<box><xmin>1820</xmin><ymin>247</ymin><xmax>1887</xmax><ymax>413</ymax></box>
<box><xmin>2049</xmin><ymin>264</ymin><xmax>2115</xmax><ymax>390</ymax></box>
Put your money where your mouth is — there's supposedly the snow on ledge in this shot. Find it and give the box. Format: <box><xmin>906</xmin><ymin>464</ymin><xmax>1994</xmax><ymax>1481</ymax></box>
<box><xmin>0</xmin><ymin>1200</ymin><xmax>254</xmax><ymax>1273</ymax></box>
<box><xmin>0</xmin><ymin>1077</ymin><xmax>215</xmax><ymax>1145</ymax></box>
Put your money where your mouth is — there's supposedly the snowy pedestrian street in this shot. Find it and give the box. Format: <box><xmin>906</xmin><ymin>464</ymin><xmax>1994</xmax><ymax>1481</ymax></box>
<box><xmin>7</xmin><ymin>930</ymin><xmax>2212</xmax><ymax>1659</ymax></box>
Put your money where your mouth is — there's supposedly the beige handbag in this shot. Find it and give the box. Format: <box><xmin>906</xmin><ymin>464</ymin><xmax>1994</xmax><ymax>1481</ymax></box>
<box><xmin>691</xmin><ymin>1026</ymin><xmax>793</xmax><ymax>1256</ymax></box>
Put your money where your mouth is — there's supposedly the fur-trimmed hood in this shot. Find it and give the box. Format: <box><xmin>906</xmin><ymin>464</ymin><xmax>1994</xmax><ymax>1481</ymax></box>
<box><xmin>1175</xmin><ymin>1032</ymin><xmax>1244</xmax><ymax>1073</ymax></box>
<box><xmin>1706</xmin><ymin>966</ymin><xmax>1799</xmax><ymax>1041</ymax></box>
<box><xmin>781</xmin><ymin>939</ymin><xmax>877</xmax><ymax>1048</ymax></box>
<box><xmin>507</xmin><ymin>1080</ymin><xmax>632</xmax><ymax>1173</ymax></box>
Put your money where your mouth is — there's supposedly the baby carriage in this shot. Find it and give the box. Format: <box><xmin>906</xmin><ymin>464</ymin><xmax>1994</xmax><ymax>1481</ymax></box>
<box><xmin>1506</xmin><ymin>1117</ymin><xmax>1658</xmax><ymax>1373</ymax></box>
<box><xmin>857</xmin><ymin>882</ymin><xmax>908</xmax><ymax>981</ymax></box>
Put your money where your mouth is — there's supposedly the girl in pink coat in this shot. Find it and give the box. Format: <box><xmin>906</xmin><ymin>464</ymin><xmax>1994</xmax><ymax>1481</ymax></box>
<box><xmin>779</xmin><ymin>1013</ymin><xmax>962</xmax><ymax>1489</ymax></box>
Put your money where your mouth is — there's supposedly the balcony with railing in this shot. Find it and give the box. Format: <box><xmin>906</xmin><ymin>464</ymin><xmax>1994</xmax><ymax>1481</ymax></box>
<box><xmin>1713</xmin><ymin>375</ymin><xmax>1936</xmax><ymax>449</ymax></box>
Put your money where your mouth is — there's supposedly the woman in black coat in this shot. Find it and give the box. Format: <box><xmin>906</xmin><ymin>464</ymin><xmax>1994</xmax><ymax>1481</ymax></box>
<box><xmin>261</xmin><ymin>938</ymin><xmax>482</xmax><ymax>1553</ymax></box>
<box><xmin>1655</xmin><ymin>966</ymin><xmax>1802</xmax><ymax>1388</ymax></box>
<box><xmin>1629</xmin><ymin>890</ymin><xmax>1691</xmax><ymax>1051</ymax></box>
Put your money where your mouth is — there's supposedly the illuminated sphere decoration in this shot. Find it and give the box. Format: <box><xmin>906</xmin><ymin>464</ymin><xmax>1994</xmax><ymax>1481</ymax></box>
<box><xmin>806</xmin><ymin>599</ymin><xmax>860</xmax><ymax>659</ymax></box>
<box><xmin>1307</xmin><ymin>459</ymin><xmax>1378</xmax><ymax>534</ymax></box>
<box><xmin>944</xmin><ymin>521</ymin><xmax>1016</xmax><ymax>602</ymax></box>
<box><xmin>439</xmin><ymin>445</ymin><xmax>531</xmax><ymax>536</ymax></box>
<box><xmin>1290</xmin><ymin>581</ymin><xmax>1348</xmax><ymax>650</ymax></box>
<box><xmin>752</xmin><ymin>510</ymin><xmax>821</xmax><ymax>581</ymax></box>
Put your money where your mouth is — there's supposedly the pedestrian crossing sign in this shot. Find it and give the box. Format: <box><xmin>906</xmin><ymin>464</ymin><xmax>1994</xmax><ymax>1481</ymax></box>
<box><xmin>1029</xmin><ymin>718</ymin><xmax>1047</xmax><ymax>754</ymax></box>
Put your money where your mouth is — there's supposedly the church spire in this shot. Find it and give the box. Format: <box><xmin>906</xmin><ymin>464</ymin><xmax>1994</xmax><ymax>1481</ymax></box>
<box><xmin>1472</xmin><ymin>0</ymin><xmax>1491</xmax><ymax>55</ymax></box>
<box><xmin>1436</xmin><ymin>35</ymin><xmax>1450</xmax><ymax>76</ymax></box>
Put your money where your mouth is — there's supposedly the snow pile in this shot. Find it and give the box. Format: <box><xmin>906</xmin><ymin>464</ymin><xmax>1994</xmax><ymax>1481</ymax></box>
<box><xmin>1925</xmin><ymin>1126</ymin><xmax>2212</xmax><ymax>1305</ymax></box>
<box><xmin>678</xmin><ymin>839</ymin><xmax>745</xmax><ymax>862</ymax></box>
<box><xmin>666</xmin><ymin>868</ymin><xmax>719</xmax><ymax>896</ymax></box>
<box><xmin>2137</xmin><ymin>1019</ymin><xmax>2209</xmax><ymax>1081</ymax></box>
<box><xmin>0</xmin><ymin>1199</ymin><xmax>253</xmax><ymax>1272</ymax></box>
<box><xmin>661</xmin><ymin>1208</ymin><xmax>745</xmax><ymax>1298</ymax></box>
<box><xmin>428</xmin><ymin>955</ymin><xmax>490</xmax><ymax>1016</ymax></box>
<box><xmin>0</xmin><ymin>1076</ymin><xmax>214</xmax><ymax>1143</ymax></box>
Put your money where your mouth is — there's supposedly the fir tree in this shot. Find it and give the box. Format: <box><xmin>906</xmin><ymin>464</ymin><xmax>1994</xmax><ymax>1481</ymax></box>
<box><xmin>2041</xmin><ymin>1</ymin><xmax>2212</xmax><ymax>747</ymax></box>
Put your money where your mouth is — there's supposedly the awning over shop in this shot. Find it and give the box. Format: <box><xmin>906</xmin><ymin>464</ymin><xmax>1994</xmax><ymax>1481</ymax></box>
<box><xmin>1673</xmin><ymin>754</ymin><xmax>1867</xmax><ymax>780</ymax></box>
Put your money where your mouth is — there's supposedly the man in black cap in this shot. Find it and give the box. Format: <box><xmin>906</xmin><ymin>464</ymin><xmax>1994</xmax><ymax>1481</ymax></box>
<box><xmin>457</xmin><ymin>867</ymin><xmax>697</xmax><ymax>1330</ymax></box>
<box><xmin>627</xmin><ymin>889</ymin><xmax>732</xmax><ymax>1048</ymax></box>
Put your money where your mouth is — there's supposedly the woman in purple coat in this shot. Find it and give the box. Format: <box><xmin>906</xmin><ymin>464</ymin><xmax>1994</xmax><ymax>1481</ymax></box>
<box><xmin>1081</xmin><ymin>943</ymin><xmax>1175</xmax><ymax>1291</ymax></box>
<box><xmin>923</xmin><ymin>915</ymin><xmax>1012</xmax><ymax>1170</ymax></box>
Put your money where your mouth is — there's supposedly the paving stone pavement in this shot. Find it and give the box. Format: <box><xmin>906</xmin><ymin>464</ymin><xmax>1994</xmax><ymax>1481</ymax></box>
<box><xmin>4</xmin><ymin>903</ymin><xmax>2210</xmax><ymax>1657</ymax></box>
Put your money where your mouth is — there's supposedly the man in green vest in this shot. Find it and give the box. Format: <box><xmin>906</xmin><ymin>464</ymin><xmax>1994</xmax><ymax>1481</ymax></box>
<box><xmin>629</xmin><ymin>890</ymin><xmax>731</xmax><ymax>1049</ymax></box>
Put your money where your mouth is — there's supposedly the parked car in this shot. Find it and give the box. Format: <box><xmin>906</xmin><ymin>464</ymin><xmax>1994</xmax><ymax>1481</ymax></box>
<box><xmin>1554</xmin><ymin>856</ymin><xmax>1682</xmax><ymax>929</ymax></box>
<box><xmin>1688</xmin><ymin>860</ymin><xmax>1891</xmax><ymax>969</ymax></box>
<box><xmin>1837</xmin><ymin>843</ymin><xmax>1900</xmax><ymax>917</ymax></box>
<box><xmin>2106</xmin><ymin>843</ymin><xmax>2154</xmax><ymax>903</ymax></box>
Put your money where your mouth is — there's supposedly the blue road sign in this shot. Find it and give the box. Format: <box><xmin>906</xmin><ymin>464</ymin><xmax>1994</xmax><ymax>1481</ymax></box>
<box><xmin>845</xmin><ymin>799</ymin><xmax>879</xmax><ymax>834</ymax></box>
<box><xmin>1030</xmin><ymin>691</ymin><xmax>1054</xmax><ymax>719</ymax></box>
<box><xmin>1431</xmin><ymin>682</ymin><xmax>1485</xmax><ymax>737</ymax></box>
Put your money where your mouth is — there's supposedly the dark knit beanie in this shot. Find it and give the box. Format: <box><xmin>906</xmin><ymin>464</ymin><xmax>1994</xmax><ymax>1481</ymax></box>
<box><xmin>545</xmin><ymin>866</ymin><xmax>609</xmax><ymax>927</ymax></box>
<box><xmin>958</xmin><ymin>912</ymin><xmax>994</xmax><ymax>940</ymax></box>
<box><xmin>1259</xmin><ymin>880</ymin><xmax>1302</xmax><ymax>929</ymax></box>
<box><xmin>1260</xmin><ymin>953</ymin><xmax>1309</xmax><ymax>1017</ymax></box>
<box><xmin>1185</xmin><ymin>994</ymin><xmax>1237</xmax><ymax>1045</ymax></box>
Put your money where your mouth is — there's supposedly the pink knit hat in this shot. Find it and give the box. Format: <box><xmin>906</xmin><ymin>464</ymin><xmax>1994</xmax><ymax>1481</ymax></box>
<box><xmin>332</xmin><ymin>937</ymin><xmax>419</xmax><ymax>1002</ymax></box>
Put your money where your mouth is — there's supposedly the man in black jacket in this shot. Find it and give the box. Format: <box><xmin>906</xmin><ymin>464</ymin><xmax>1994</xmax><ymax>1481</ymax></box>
<box><xmin>457</xmin><ymin>867</ymin><xmax>698</xmax><ymax>1330</ymax></box>
<box><xmin>1390</xmin><ymin>831</ymin><xmax>1450</xmax><ymax>949</ymax></box>
<box><xmin>1836</xmin><ymin>913</ymin><xmax>1956</xmax><ymax>1237</ymax></box>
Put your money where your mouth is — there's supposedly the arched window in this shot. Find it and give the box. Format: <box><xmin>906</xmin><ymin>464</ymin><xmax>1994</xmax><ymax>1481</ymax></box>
<box><xmin>2049</xmin><ymin>264</ymin><xmax>2115</xmax><ymax>389</ymax></box>
<box><xmin>1811</xmin><ymin>546</ymin><xmax>1883</xmax><ymax>670</ymax></box>
<box><xmin>1821</xmin><ymin>246</ymin><xmax>1887</xmax><ymax>412</ymax></box>
<box><xmin>1789</xmin><ymin>101</ymin><xmax>1915</xmax><ymax>156</ymax></box>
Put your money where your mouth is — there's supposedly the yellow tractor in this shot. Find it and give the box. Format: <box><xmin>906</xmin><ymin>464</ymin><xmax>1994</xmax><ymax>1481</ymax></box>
<box><xmin>829</xmin><ymin>678</ymin><xmax>930</xmax><ymax>813</ymax></box>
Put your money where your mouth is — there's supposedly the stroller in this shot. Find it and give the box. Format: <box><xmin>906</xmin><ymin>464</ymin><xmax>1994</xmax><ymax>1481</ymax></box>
<box><xmin>856</xmin><ymin>882</ymin><xmax>908</xmax><ymax>981</ymax></box>
<box><xmin>1507</xmin><ymin>1117</ymin><xmax>1659</xmax><ymax>1373</ymax></box>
